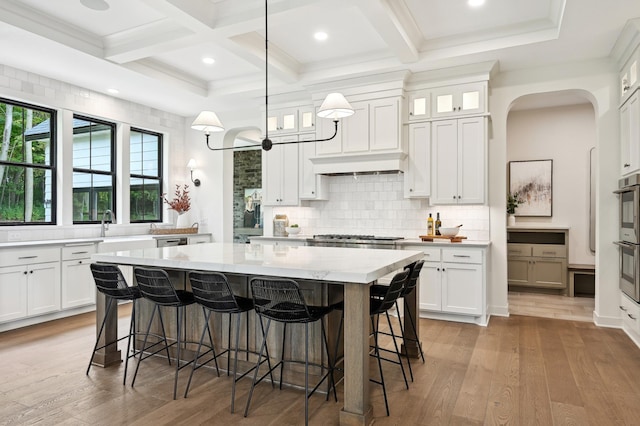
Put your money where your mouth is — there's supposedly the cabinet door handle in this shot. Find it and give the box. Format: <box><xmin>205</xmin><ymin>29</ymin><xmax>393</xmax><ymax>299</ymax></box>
<box><xmin>624</xmin><ymin>163</ymin><xmax>631</xmax><ymax>167</ymax></box>
<box><xmin>19</xmin><ymin>255</ymin><xmax>38</xmax><ymax>259</ymax></box>
<box><xmin>72</xmin><ymin>251</ymin><xmax>89</xmax><ymax>255</ymax></box>
<box><xmin>453</xmin><ymin>255</ymin><xmax>471</xmax><ymax>258</ymax></box>
<box><xmin>629</xmin><ymin>313</ymin><xmax>637</xmax><ymax>320</ymax></box>
<box><xmin>542</xmin><ymin>251</ymin><xmax>556</xmax><ymax>255</ymax></box>
<box><xmin>620</xmin><ymin>305</ymin><xmax>628</xmax><ymax>311</ymax></box>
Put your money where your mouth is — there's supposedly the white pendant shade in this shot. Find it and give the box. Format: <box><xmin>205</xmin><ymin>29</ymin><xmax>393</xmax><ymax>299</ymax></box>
<box><xmin>191</xmin><ymin>111</ymin><xmax>224</xmax><ymax>133</ymax></box>
<box><xmin>317</xmin><ymin>93</ymin><xmax>355</xmax><ymax>119</ymax></box>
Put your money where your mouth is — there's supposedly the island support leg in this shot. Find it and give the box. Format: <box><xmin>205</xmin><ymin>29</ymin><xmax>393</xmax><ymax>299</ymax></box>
<box><xmin>401</xmin><ymin>275</ymin><xmax>421</xmax><ymax>358</ymax></box>
<box><xmin>339</xmin><ymin>282</ymin><xmax>373</xmax><ymax>426</ymax></box>
<box><xmin>92</xmin><ymin>291</ymin><xmax>122</xmax><ymax>367</ymax></box>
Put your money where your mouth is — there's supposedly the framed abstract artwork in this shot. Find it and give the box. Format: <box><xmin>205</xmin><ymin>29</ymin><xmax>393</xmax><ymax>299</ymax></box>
<box><xmin>509</xmin><ymin>159</ymin><xmax>553</xmax><ymax>217</ymax></box>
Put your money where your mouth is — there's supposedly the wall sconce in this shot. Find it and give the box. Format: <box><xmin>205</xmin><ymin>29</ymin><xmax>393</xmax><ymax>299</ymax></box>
<box><xmin>191</xmin><ymin>111</ymin><xmax>225</xmax><ymax>150</ymax></box>
<box><xmin>187</xmin><ymin>158</ymin><xmax>201</xmax><ymax>187</ymax></box>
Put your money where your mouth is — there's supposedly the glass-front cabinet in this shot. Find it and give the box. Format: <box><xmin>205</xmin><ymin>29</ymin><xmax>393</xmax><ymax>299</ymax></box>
<box><xmin>431</xmin><ymin>82</ymin><xmax>486</xmax><ymax>119</ymax></box>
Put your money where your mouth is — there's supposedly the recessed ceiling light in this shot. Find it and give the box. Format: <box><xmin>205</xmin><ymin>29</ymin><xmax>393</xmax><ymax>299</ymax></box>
<box><xmin>107</xmin><ymin>88</ymin><xmax>119</xmax><ymax>95</ymax></box>
<box><xmin>202</xmin><ymin>57</ymin><xmax>215</xmax><ymax>65</ymax></box>
<box><xmin>80</xmin><ymin>0</ymin><xmax>110</xmax><ymax>11</ymax></box>
<box><xmin>314</xmin><ymin>31</ymin><xmax>328</xmax><ymax>41</ymax></box>
<box><xmin>468</xmin><ymin>0</ymin><xmax>485</xmax><ymax>7</ymax></box>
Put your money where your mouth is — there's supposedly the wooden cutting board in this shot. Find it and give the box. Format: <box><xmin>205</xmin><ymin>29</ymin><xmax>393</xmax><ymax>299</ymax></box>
<box><xmin>419</xmin><ymin>235</ymin><xmax>467</xmax><ymax>243</ymax></box>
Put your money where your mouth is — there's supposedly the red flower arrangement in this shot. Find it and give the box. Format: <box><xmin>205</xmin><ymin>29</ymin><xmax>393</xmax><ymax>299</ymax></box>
<box><xmin>162</xmin><ymin>184</ymin><xmax>191</xmax><ymax>213</ymax></box>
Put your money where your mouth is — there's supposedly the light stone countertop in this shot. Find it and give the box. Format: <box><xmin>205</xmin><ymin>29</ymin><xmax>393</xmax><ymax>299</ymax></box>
<box><xmin>250</xmin><ymin>235</ymin><xmax>491</xmax><ymax>248</ymax></box>
<box><xmin>0</xmin><ymin>233</ymin><xmax>209</xmax><ymax>250</ymax></box>
<box><xmin>92</xmin><ymin>242</ymin><xmax>424</xmax><ymax>284</ymax></box>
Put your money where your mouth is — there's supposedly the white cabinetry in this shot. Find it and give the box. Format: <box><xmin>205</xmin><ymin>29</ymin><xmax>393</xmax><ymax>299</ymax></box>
<box><xmin>407</xmin><ymin>90</ymin><xmax>430</xmax><ymax>121</ymax></box>
<box><xmin>404</xmin><ymin>122</ymin><xmax>431</xmax><ymax>198</ymax></box>
<box><xmin>431</xmin><ymin>82</ymin><xmax>486</xmax><ymax>119</ymax></box>
<box><xmin>299</xmin><ymin>134</ymin><xmax>328</xmax><ymax>200</ymax></box>
<box><xmin>620</xmin><ymin>90</ymin><xmax>640</xmax><ymax>175</ymax></box>
<box><xmin>188</xmin><ymin>235</ymin><xmax>212</xmax><ymax>244</ymax></box>
<box><xmin>620</xmin><ymin>293</ymin><xmax>640</xmax><ymax>344</ymax></box>
<box><xmin>315</xmin><ymin>97</ymin><xmax>401</xmax><ymax>156</ymax></box>
<box><xmin>0</xmin><ymin>247</ymin><xmax>61</xmax><ymax>323</ymax></box>
<box><xmin>262</xmin><ymin>137</ymin><xmax>299</xmax><ymax>206</ymax></box>
<box><xmin>266</xmin><ymin>106</ymin><xmax>316</xmax><ymax>136</ymax></box>
<box><xmin>431</xmin><ymin>117</ymin><xmax>486</xmax><ymax>205</ymax></box>
<box><xmin>61</xmin><ymin>243</ymin><xmax>97</xmax><ymax>309</ymax></box>
<box><xmin>620</xmin><ymin>47</ymin><xmax>639</xmax><ymax>103</ymax></box>
<box><xmin>405</xmin><ymin>244</ymin><xmax>487</xmax><ymax>325</ymax></box>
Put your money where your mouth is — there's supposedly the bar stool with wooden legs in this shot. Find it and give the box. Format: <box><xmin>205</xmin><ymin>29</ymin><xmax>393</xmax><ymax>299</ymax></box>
<box><xmin>87</xmin><ymin>263</ymin><xmax>171</xmax><ymax>385</ymax></box>
<box><xmin>132</xmin><ymin>267</ymin><xmax>216</xmax><ymax>400</ymax></box>
<box><xmin>183</xmin><ymin>271</ymin><xmax>274</xmax><ymax>413</ymax></box>
<box><xmin>370</xmin><ymin>260</ymin><xmax>425</xmax><ymax>381</ymax></box>
<box><xmin>244</xmin><ymin>276</ymin><xmax>336</xmax><ymax>426</ymax></box>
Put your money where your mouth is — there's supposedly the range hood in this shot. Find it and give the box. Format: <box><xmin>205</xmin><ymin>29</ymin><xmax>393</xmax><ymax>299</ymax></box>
<box><xmin>310</xmin><ymin>152</ymin><xmax>407</xmax><ymax>175</ymax></box>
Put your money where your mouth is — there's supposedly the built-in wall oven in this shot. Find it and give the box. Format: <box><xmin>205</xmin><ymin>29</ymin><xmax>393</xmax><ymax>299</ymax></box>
<box><xmin>615</xmin><ymin>174</ymin><xmax>640</xmax><ymax>302</ymax></box>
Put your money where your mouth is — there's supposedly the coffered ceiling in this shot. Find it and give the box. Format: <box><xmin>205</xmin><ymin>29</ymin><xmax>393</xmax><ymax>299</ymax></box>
<box><xmin>0</xmin><ymin>0</ymin><xmax>639</xmax><ymax>117</ymax></box>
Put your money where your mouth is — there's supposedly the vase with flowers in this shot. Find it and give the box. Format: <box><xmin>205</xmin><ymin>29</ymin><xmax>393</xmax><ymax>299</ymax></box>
<box><xmin>507</xmin><ymin>192</ymin><xmax>522</xmax><ymax>226</ymax></box>
<box><xmin>162</xmin><ymin>184</ymin><xmax>191</xmax><ymax>228</ymax></box>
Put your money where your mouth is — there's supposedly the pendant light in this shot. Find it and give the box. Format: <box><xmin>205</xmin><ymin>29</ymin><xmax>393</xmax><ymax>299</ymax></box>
<box><xmin>193</xmin><ymin>0</ymin><xmax>354</xmax><ymax>151</ymax></box>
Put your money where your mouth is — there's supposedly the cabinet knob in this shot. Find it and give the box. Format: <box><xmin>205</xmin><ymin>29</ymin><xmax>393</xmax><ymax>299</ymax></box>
<box><xmin>409</xmin><ymin>188</ymin><xmax>413</xmax><ymax>192</ymax></box>
<box><xmin>311</xmin><ymin>191</ymin><xmax>315</xmax><ymax>194</ymax></box>
<box><xmin>453</xmin><ymin>195</ymin><xmax>456</xmax><ymax>199</ymax></box>
<box><xmin>79</xmin><ymin>260</ymin><xmax>83</xmax><ymax>264</ymax></box>
<box><xmin>409</xmin><ymin>111</ymin><xmax>413</xmax><ymax>115</ymax></box>
<box><xmin>24</xmin><ymin>271</ymin><xmax>28</xmax><ymax>275</ymax></box>
<box><xmin>30</xmin><ymin>270</ymin><xmax>34</xmax><ymax>274</ymax></box>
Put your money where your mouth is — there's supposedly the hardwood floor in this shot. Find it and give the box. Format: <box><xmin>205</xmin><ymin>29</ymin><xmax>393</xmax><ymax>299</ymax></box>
<box><xmin>1</xmin><ymin>305</ymin><xmax>639</xmax><ymax>425</ymax></box>
<box><xmin>509</xmin><ymin>291</ymin><xmax>595</xmax><ymax>322</ymax></box>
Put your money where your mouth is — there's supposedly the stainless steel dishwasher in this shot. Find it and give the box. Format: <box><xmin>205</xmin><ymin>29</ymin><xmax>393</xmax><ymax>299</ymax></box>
<box><xmin>156</xmin><ymin>237</ymin><xmax>188</xmax><ymax>247</ymax></box>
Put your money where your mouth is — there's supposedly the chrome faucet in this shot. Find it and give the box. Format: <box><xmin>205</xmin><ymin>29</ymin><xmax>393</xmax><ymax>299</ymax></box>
<box><xmin>101</xmin><ymin>210</ymin><xmax>115</xmax><ymax>237</ymax></box>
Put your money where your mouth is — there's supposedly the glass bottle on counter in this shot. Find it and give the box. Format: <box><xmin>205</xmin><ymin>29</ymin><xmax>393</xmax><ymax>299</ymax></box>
<box><xmin>435</xmin><ymin>212</ymin><xmax>441</xmax><ymax>235</ymax></box>
<box><xmin>427</xmin><ymin>214</ymin><xmax>434</xmax><ymax>235</ymax></box>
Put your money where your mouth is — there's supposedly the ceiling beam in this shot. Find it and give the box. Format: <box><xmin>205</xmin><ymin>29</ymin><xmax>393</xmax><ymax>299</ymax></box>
<box><xmin>353</xmin><ymin>0</ymin><xmax>420</xmax><ymax>64</ymax></box>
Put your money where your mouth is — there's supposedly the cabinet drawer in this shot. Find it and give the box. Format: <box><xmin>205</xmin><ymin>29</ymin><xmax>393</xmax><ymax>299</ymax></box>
<box><xmin>507</xmin><ymin>243</ymin><xmax>531</xmax><ymax>257</ymax></box>
<box><xmin>0</xmin><ymin>246</ymin><xmax>60</xmax><ymax>267</ymax></box>
<box><xmin>61</xmin><ymin>244</ymin><xmax>97</xmax><ymax>260</ymax></box>
<box><xmin>532</xmin><ymin>245</ymin><xmax>566</xmax><ymax>258</ymax></box>
<box><xmin>420</xmin><ymin>247</ymin><xmax>441</xmax><ymax>262</ymax></box>
<box><xmin>442</xmin><ymin>248</ymin><xmax>482</xmax><ymax>264</ymax></box>
<box><xmin>620</xmin><ymin>293</ymin><xmax>640</xmax><ymax>334</ymax></box>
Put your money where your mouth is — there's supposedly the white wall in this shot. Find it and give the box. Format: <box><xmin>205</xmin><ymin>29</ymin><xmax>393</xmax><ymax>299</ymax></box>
<box><xmin>489</xmin><ymin>59</ymin><xmax>620</xmax><ymax>326</ymax></box>
<box><xmin>507</xmin><ymin>103</ymin><xmax>596</xmax><ymax>265</ymax></box>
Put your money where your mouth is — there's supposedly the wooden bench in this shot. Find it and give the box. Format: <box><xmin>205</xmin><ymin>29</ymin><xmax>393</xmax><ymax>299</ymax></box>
<box><xmin>568</xmin><ymin>263</ymin><xmax>595</xmax><ymax>297</ymax></box>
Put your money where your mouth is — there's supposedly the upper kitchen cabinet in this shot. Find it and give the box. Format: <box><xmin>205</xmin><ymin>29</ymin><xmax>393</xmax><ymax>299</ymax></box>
<box><xmin>404</xmin><ymin>122</ymin><xmax>431</xmax><ymax>198</ymax></box>
<box><xmin>262</xmin><ymin>136</ymin><xmax>299</xmax><ymax>206</ymax></box>
<box><xmin>620</xmin><ymin>90</ymin><xmax>640</xmax><ymax>175</ymax></box>
<box><xmin>620</xmin><ymin>49</ymin><xmax>639</xmax><ymax>103</ymax></box>
<box><xmin>407</xmin><ymin>90</ymin><xmax>430</xmax><ymax>121</ymax></box>
<box><xmin>430</xmin><ymin>82</ymin><xmax>486</xmax><ymax>119</ymax></box>
<box><xmin>431</xmin><ymin>117</ymin><xmax>486</xmax><ymax>205</ymax></box>
<box><xmin>315</xmin><ymin>97</ymin><xmax>401</xmax><ymax>156</ymax></box>
<box><xmin>266</xmin><ymin>106</ymin><xmax>316</xmax><ymax>136</ymax></box>
<box><xmin>299</xmin><ymin>134</ymin><xmax>328</xmax><ymax>200</ymax></box>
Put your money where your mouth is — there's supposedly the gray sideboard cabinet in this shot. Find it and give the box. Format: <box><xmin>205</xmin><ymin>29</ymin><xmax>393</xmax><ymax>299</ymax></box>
<box><xmin>507</xmin><ymin>227</ymin><xmax>569</xmax><ymax>292</ymax></box>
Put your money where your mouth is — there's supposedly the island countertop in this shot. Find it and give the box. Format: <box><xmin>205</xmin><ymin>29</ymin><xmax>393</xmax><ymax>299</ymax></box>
<box><xmin>91</xmin><ymin>242</ymin><xmax>424</xmax><ymax>284</ymax></box>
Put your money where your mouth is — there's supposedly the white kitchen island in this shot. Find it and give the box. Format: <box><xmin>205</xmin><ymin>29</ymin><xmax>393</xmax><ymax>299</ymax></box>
<box><xmin>92</xmin><ymin>242</ymin><xmax>423</xmax><ymax>426</ymax></box>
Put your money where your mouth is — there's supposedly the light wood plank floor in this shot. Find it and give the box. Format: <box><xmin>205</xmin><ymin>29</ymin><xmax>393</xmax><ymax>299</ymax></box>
<box><xmin>509</xmin><ymin>291</ymin><xmax>595</xmax><ymax>322</ymax></box>
<box><xmin>1</xmin><ymin>305</ymin><xmax>639</xmax><ymax>425</ymax></box>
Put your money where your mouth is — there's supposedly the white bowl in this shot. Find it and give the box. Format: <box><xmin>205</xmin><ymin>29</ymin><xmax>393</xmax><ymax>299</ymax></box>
<box><xmin>439</xmin><ymin>226</ymin><xmax>460</xmax><ymax>237</ymax></box>
<box><xmin>285</xmin><ymin>226</ymin><xmax>301</xmax><ymax>235</ymax></box>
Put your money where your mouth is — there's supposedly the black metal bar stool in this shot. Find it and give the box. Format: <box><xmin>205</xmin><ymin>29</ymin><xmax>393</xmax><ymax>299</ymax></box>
<box><xmin>333</xmin><ymin>269</ymin><xmax>410</xmax><ymax>416</ymax></box>
<box><xmin>184</xmin><ymin>271</ymin><xmax>274</xmax><ymax>413</ymax></box>
<box><xmin>370</xmin><ymin>260</ymin><xmax>425</xmax><ymax>381</ymax></box>
<box><xmin>87</xmin><ymin>263</ymin><xmax>171</xmax><ymax>385</ymax></box>
<box><xmin>132</xmin><ymin>267</ymin><xmax>212</xmax><ymax>400</ymax></box>
<box><xmin>244</xmin><ymin>276</ymin><xmax>336</xmax><ymax>426</ymax></box>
